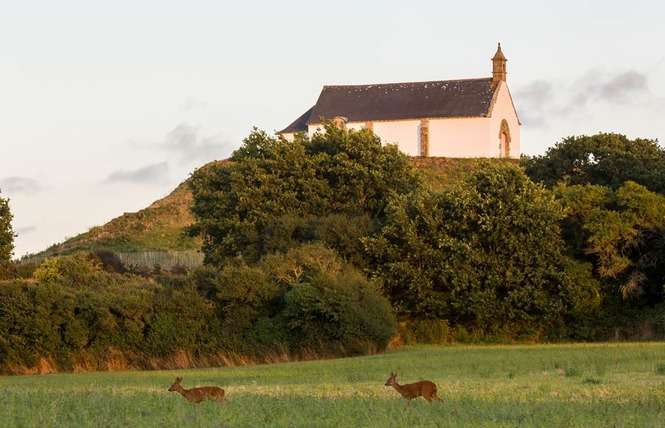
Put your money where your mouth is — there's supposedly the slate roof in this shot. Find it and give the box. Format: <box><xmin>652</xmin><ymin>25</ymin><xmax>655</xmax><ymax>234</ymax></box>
<box><xmin>279</xmin><ymin>106</ymin><xmax>314</xmax><ymax>134</ymax></box>
<box><xmin>279</xmin><ymin>77</ymin><xmax>496</xmax><ymax>134</ymax></box>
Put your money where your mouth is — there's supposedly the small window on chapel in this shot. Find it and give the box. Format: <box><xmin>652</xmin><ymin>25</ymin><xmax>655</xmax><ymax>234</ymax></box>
<box><xmin>499</xmin><ymin>119</ymin><xmax>511</xmax><ymax>158</ymax></box>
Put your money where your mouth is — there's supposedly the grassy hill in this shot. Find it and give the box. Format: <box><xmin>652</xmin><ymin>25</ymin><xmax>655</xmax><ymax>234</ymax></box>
<box><xmin>26</xmin><ymin>158</ymin><xmax>516</xmax><ymax>266</ymax></box>
<box><xmin>3</xmin><ymin>343</ymin><xmax>665</xmax><ymax>427</ymax></box>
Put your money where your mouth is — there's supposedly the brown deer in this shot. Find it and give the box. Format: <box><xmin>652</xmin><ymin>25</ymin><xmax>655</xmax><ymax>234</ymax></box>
<box><xmin>168</xmin><ymin>377</ymin><xmax>225</xmax><ymax>404</ymax></box>
<box><xmin>385</xmin><ymin>372</ymin><xmax>442</xmax><ymax>404</ymax></box>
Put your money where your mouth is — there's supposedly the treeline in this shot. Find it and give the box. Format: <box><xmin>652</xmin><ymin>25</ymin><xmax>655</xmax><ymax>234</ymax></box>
<box><xmin>2</xmin><ymin>127</ymin><xmax>665</xmax><ymax>374</ymax></box>
<box><xmin>0</xmin><ymin>249</ymin><xmax>394</xmax><ymax>374</ymax></box>
<box><xmin>188</xmin><ymin>127</ymin><xmax>665</xmax><ymax>342</ymax></box>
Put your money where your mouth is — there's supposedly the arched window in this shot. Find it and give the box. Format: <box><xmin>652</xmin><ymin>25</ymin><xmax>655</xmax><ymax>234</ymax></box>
<box><xmin>499</xmin><ymin>119</ymin><xmax>511</xmax><ymax>158</ymax></box>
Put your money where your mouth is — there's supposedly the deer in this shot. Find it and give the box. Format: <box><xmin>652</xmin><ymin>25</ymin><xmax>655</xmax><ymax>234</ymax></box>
<box><xmin>384</xmin><ymin>372</ymin><xmax>442</xmax><ymax>404</ymax></box>
<box><xmin>168</xmin><ymin>377</ymin><xmax>225</xmax><ymax>404</ymax></box>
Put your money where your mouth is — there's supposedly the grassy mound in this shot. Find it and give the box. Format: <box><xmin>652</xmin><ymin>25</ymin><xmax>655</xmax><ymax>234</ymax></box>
<box><xmin>25</xmin><ymin>158</ymin><xmax>515</xmax><ymax>264</ymax></box>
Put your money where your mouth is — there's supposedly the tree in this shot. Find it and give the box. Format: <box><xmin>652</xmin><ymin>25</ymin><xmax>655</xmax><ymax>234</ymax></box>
<box><xmin>555</xmin><ymin>181</ymin><xmax>665</xmax><ymax>305</ymax></box>
<box><xmin>188</xmin><ymin>125</ymin><xmax>423</xmax><ymax>267</ymax></box>
<box><xmin>0</xmin><ymin>190</ymin><xmax>14</xmax><ymax>263</ymax></box>
<box><xmin>366</xmin><ymin>162</ymin><xmax>597</xmax><ymax>336</ymax></box>
<box><xmin>522</xmin><ymin>133</ymin><xmax>665</xmax><ymax>194</ymax></box>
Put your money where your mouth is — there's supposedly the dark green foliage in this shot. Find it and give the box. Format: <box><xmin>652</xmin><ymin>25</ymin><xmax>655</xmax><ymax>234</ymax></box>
<box><xmin>366</xmin><ymin>162</ymin><xmax>598</xmax><ymax>337</ymax></box>
<box><xmin>556</xmin><ymin>182</ymin><xmax>665</xmax><ymax>305</ymax></box>
<box><xmin>282</xmin><ymin>268</ymin><xmax>396</xmax><ymax>351</ymax></box>
<box><xmin>522</xmin><ymin>133</ymin><xmax>665</xmax><ymax>194</ymax></box>
<box><xmin>0</xmin><ymin>275</ymin><xmax>218</xmax><ymax>371</ymax></box>
<box><xmin>0</xmin><ymin>190</ymin><xmax>13</xmax><ymax>263</ymax></box>
<box><xmin>570</xmin><ymin>301</ymin><xmax>665</xmax><ymax>341</ymax></box>
<box><xmin>189</xmin><ymin>244</ymin><xmax>396</xmax><ymax>354</ymax></box>
<box><xmin>0</xmin><ymin>261</ymin><xmax>38</xmax><ymax>281</ymax></box>
<box><xmin>406</xmin><ymin>319</ymin><xmax>451</xmax><ymax>344</ymax></box>
<box><xmin>0</xmin><ymin>243</ymin><xmax>395</xmax><ymax>372</ymax></box>
<box><xmin>93</xmin><ymin>249</ymin><xmax>126</xmax><ymax>273</ymax></box>
<box><xmin>188</xmin><ymin>125</ymin><xmax>422</xmax><ymax>266</ymax></box>
<box><xmin>33</xmin><ymin>253</ymin><xmax>112</xmax><ymax>288</ymax></box>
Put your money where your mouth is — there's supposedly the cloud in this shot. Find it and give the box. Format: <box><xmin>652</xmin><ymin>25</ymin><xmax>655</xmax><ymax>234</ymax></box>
<box><xmin>0</xmin><ymin>177</ymin><xmax>44</xmax><ymax>195</ymax></box>
<box><xmin>567</xmin><ymin>70</ymin><xmax>649</xmax><ymax>110</ymax></box>
<box><xmin>597</xmin><ymin>71</ymin><xmax>648</xmax><ymax>102</ymax></box>
<box><xmin>515</xmin><ymin>80</ymin><xmax>553</xmax><ymax>106</ymax></box>
<box><xmin>518</xmin><ymin>111</ymin><xmax>548</xmax><ymax>128</ymax></box>
<box><xmin>514</xmin><ymin>80</ymin><xmax>554</xmax><ymax>129</ymax></box>
<box><xmin>16</xmin><ymin>226</ymin><xmax>36</xmax><ymax>236</ymax></box>
<box><xmin>104</xmin><ymin>162</ymin><xmax>169</xmax><ymax>185</ymax></box>
<box><xmin>515</xmin><ymin>70</ymin><xmax>652</xmax><ymax>128</ymax></box>
<box><xmin>161</xmin><ymin>123</ymin><xmax>233</xmax><ymax>163</ymax></box>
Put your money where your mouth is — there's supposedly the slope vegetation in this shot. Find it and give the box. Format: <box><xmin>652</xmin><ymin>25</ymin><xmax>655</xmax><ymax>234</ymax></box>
<box><xmin>28</xmin><ymin>158</ymin><xmax>515</xmax><ymax>263</ymax></box>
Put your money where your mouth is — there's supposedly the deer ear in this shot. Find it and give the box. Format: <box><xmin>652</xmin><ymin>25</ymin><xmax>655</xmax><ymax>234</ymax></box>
<box><xmin>176</xmin><ymin>377</ymin><xmax>182</xmax><ymax>383</ymax></box>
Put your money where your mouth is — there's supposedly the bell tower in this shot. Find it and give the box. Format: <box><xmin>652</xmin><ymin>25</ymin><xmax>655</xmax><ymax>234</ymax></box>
<box><xmin>492</xmin><ymin>43</ymin><xmax>507</xmax><ymax>85</ymax></box>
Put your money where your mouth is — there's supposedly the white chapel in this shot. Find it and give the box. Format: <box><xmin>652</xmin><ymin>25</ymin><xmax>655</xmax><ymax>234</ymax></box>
<box><xmin>279</xmin><ymin>44</ymin><xmax>520</xmax><ymax>158</ymax></box>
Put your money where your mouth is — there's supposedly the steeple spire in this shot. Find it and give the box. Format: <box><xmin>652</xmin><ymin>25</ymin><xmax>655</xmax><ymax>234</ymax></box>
<box><xmin>492</xmin><ymin>43</ymin><xmax>507</xmax><ymax>85</ymax></box>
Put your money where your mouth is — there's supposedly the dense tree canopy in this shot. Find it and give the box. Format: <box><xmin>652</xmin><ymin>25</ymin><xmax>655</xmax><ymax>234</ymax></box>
<box><xmin>365</xmin><ymin>162</ymin><xmax>599</xmax><ymax>336</ymax></box>
<box><xmin>522</xmin><ymin>133</ymin><xmax>665</xmax><ymax>194</ymax></box>
<box><xmin>190</xmin><ymin>244</ymin><xmax>396</xmax><ymax>352</ymax></box>
<box><xmin>189</xmin><ymin>125</ymin><xmax>422</xmax><ymax>266</ymax></box>
<box><xmin>556</xmin><ymin>181</ymin><xmax>665</xmax><ymax>305</ymax></box>
<box><xmin>0</xmin><ymin>190</ymin><xmax>14</xmax><ymax>263</ymax></box>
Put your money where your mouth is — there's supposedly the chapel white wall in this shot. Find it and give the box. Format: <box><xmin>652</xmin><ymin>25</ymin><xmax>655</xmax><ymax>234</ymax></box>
<box><xmin>488</xmin><ymin>82</ymin><xmax>521</xmax><ymax>158</ymax></box>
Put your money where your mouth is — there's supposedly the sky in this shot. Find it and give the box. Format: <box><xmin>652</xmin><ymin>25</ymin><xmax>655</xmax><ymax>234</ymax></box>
<box><xmin>1</xmin><ymin>0</ymin><xmax>664</xmax><ymax>257</ymax></box>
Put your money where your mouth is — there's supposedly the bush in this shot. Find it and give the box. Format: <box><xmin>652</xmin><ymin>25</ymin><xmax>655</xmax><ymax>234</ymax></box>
<box><xmin>188</xmin><ymin>243</ymin><xmax>397</xmax><ymax>355</ymax></box>
<box><xmin>522</xmin><ymin>133</ymin><xmax>665</xmax><ymax>194</ymax></box>
<box><xmin>0</xmin><ymin>190</ymin><xmax>13</xmax><ymax>263</ymax></box>
<box><xmin>408</xmin><ymin>319</ymin><xmax>451</xmax><ymax>344</ymax></box>
<box><xmin>366</xmin><ymin>162</ymin><xmax>585</xmax><ymax>337</ymax></box>
<box><xmin>0</xmin><ymin>262</ymin><xmax>15</xmax><ymax>280</ymax></box>
<box><xmin>283</xmin><ymin>269</ymin><xmax>396</xmax><ymax>352</ymax></box>
<box><xmin>0</xmin><ymin>276</ymin><xmax>220</xmax><ymax>372</ymax></box>
<box><xmin>33</xmin><ymin>253</ymin><xmax>111</xmax><ymax>288</ymax></box>
<box><xmin>188</xmin><ymin>125</ymin><xmax>422</xmax><ymax>267</ymax></box>
<box><xmin>93</xmin><ymin>250</ymin><xmax>126</xmax><ymax>273</ymax></box>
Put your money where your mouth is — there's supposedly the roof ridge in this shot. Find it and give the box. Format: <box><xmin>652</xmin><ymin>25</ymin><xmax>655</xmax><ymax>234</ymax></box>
<box><xmin>280</xmin><ymin>77</ymin><xmax>497</xmax><ymax>132</ymax></box>
<box><xmin>322</xmin><ymin>77</ymin><xmax>492</xmax><ymax>89</ymax></box>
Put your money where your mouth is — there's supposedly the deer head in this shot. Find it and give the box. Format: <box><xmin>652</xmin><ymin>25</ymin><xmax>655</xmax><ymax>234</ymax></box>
<box><xmin>168</xmin><ymin>377</ymin><xmax>183</xmax><ymax>392</ymax></box>
<box><xmin>385</xmin><ymin>372</ymin><xmax>397</xmax><ymax>386</ymax></box>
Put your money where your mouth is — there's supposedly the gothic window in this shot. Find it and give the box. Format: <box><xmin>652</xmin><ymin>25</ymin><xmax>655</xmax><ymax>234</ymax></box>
<box><xmin>499</xmin><ymin>119</ymin><xmax>511</xmax><ymax>158</ymax></box>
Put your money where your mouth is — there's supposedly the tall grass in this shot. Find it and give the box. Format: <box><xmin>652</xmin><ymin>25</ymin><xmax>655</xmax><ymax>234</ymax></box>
<box><xmin>3</xmin><ymin>343</ymin><xmax>665</xmax><ymax>427</ymax></box>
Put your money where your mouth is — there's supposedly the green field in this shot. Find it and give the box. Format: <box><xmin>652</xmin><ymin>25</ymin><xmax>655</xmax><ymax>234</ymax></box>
<box><xmin>3</xmin><ymin>343</ymin><xmax>665</xmax><ymax>427</ymax></box>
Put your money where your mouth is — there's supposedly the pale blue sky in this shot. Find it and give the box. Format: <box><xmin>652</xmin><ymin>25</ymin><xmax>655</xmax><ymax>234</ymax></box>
<box><xmin>1</xmin><ymin>0</ymin><xmax>664</xmax><ymax>256</ymax></box>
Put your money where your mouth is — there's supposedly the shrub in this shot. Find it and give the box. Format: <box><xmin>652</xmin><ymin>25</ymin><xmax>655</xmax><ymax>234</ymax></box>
<box><xmin>188</xmin><ymin>125</ymin><xmax>422</xmax><ymax>267</ymax></box>
<box><xmin>93</xmin><ymin>249</ymin><xmax>126</xmax><ymax>273</ymax></box>
<box><xmin>366</xmin><ymin>162</ymin><xmax>584</xmax><ymax>337</ymax></box>
<box><xmin>408</xmin><ymin>319</ymin><xmax>451</xmax><ymax>344</ymax></box>
<box><xmin>0</xmin><ymin>276</ymin><xmax>220</xmax><ymax>372</ymax></box>
<box><xmin>0</xmin><ymin>190</ymin><xmax>13</xmax><ymax>263</ymax></box>
<box><xmin>0</xmin><ymin>262</ymin><xmax>15</xmax><ymax>280</ymax></box>
<box><xmin>33</xmin><ymin>253</ymin><xmax>111</xmax><ymax>288</ymax></box>
<box><xmin>522</xmin><ymin>133</ymin><xmax>665</xmax><ymax>194</ymax></box>
<box><xmin>282</xmin><ymin>268</ymin><xmax>396</xmax><ymax>352</ymax></box>
<box><xmin>188</xmin><ymin>244</ymin><xmax>397</xmax><ymax>355</ymax></box>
